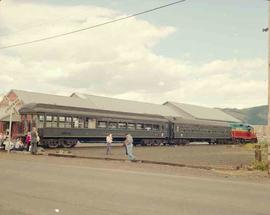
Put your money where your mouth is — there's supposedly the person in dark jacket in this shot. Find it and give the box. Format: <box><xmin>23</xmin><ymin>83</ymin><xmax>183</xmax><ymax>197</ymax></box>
<box><xmin>30</xmin><ymin>127</ymin><xmax>39</xmax><ymax>155</ymax></box>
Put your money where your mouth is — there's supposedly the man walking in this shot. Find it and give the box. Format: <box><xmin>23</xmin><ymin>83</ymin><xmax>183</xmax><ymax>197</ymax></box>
<box><xmin>30</xmin><ymin>127</ymin><xmax>39</xmax><ymax>155</ymax></box>
<box><xmin>106</xmin><ymin>133</ymin><xmax>113</xmax><ymax>155</ymax></box>
<box><xmin>124</xmin><ymin>133</ymin><xmax>135</xmax><ymax>161</ymax></box>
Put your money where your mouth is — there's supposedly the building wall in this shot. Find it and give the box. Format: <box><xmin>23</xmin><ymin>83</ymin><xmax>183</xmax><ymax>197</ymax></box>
<box><xmin>0</xmin><ymin>91</ymin><xmax>23</xmax><ymax>138</ymax></box>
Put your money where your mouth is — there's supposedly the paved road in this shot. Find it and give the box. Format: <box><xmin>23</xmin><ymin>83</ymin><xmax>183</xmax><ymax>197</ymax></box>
<box><xmin>0</xmin><ymin>157</ymin><xmax>269</xmax><ymax>215</ymax></box>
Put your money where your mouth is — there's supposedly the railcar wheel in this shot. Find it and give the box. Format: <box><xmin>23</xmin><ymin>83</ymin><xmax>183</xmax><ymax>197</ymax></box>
<box><xmin>141</xmin><ymin>140</ymin><xmax>146</xmax><ymax>146</ymax></box>
<box><xmin>62</xmin><ymin>139</ymin><xmax>76</xmax><ymax>148</ymax></box>
<box><xmin>71</xmin><ymin>139</ymin><xmax>78</xmax><ymax>147</ymax></box>
<box><xmin>47</xmin><ymin>139</ymin><xmax>59</xmax><ymax>148</ymax></box>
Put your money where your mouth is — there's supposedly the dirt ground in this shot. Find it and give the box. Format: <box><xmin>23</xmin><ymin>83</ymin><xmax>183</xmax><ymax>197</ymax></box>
<box><xmin>48</xmin><ymin>144</ymin><xmax>263</xmax><ymax>169</ymax></box>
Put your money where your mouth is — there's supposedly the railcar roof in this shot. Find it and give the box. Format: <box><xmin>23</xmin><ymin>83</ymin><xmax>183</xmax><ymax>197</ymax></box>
<box><xmin>166</xmin><ymin>116</ymin><xmax>230</xmax><ymax>127</ymax></box>
<box><xmin>20</xmin><ymin>103</ymin><xmax>169</xmax><ymax>122</ymax></box>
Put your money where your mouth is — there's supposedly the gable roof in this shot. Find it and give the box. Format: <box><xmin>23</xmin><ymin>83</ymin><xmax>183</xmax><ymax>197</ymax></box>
<box><xmin>164</xmin><ymin>101</ymin><xmax>240</xmax><ymax>123</ymax></box>
<box><xmin>9</xmin><ymin>90</ymin><xmax>184</xmax><ymax>118</ymax></box>
<box><xmin>10</xmin><ymin>89</ymin><xmax>97</xmax><ymax>109</ymax></box>
<box><xmin>71</xmin><ymin>93</ymin><xmax>186</xmax><ymax>117</ymax></box>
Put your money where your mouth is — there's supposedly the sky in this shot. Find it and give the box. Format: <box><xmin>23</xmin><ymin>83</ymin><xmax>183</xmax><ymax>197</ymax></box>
<box><xmin>0</xmin><ymin>0</ymin><xmax>268</xmax><ymax>108</ymax></box>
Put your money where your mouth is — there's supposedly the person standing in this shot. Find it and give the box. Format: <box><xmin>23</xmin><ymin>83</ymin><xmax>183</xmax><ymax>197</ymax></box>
<box><xmin>0</xmin><ymin>133</ymin><xmax>4</xmax><ymax>150</ymax></box>
<box><xmin>25</xmin><ymin>132</ymin><xmax>31</xmax><ymax>151</ymax></box>
<box><xmin>30</xmin><ymin>127</ymin><xmax>39</xmax><ymax>155</ymax></box>
<box><xmin>124</xmin><ymin>133</ymin><xmax>135</xmax><ymax>161</ymax></box>
<box><xmin>106</xmin><ymin>133</ymin><xmax>113</xmax><ymax>155</ymax></box>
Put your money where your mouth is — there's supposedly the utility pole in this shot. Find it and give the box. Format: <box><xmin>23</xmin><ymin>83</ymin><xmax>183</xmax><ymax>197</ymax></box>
<box><xmin>266</xmin><ymin>1</ymin><xmax>270</xmax><ymax>177</ymax></box>
<box><xmin>3</xmin><ymin>96</ymin><xmax>20</xmax><ymax>152</ymax></box>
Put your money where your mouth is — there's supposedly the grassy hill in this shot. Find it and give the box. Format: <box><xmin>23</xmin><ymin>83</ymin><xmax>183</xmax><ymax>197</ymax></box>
<box><xmin>221</xmin><ymin>105</ymin><xmax>268</xmax><ymax>125</ymax></box>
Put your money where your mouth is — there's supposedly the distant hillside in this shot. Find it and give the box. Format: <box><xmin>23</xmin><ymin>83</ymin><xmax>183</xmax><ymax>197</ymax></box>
<box><xmin>221</xmin><ymin>105</ymin><xmax>268</xmax><ymax>125</ymax></box>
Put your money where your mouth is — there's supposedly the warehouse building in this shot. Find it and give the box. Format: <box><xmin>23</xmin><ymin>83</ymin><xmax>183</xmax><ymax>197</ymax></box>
<box><xmin>163</xmin><ymin>101</ymin><xmax>240</xmax><ymax>123</ymax></box>
<box><xmin>72</xmin><ymin>93</ymin><xmax>240</xmax><ymax>123</ymax></box>
<box><xmin>0</xmin><ymin>89</ymin><xmax>240</xmax><ymax>138</ymax></box>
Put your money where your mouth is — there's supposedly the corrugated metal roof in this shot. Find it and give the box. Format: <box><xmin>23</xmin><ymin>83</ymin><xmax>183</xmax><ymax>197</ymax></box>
<box><xmin>71</xmin><ymin>93</ymin><xmax>185</xmax><ymax>117</ymax></box>
<box><xmin>164</xmin><ymin>101</ymin><xmax>240</xmax><ymax>122</ymax></box>
<box><xmin>11</xmin><ymin>90</ymin><xmax>184</xmax><ymax>117</ymax></box>
<box><xmin>12</xmin><ymin>89</ymin><xmax>96</xmax><ymax>109</ymax></box>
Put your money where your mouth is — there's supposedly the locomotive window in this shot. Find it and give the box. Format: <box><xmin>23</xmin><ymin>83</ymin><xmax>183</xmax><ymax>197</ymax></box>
<box><xmin>97</xmin><ymin>121</ymin><xmax>107</xmax><ymax>128</ymax></box>
<box><xmin>127</xmin><ymin>123</ymin><xmax>136</xmax><ymax>130</ymax></box>
<box><xmin>136</xmin><ymin>124</ymin><xmax>143</xmax><ymax>130</ymax></box>
<box><xmin>118</xmin><ymin>122</ymin><xmax>127</xmax><ymax>129</ymax></box>
<box><xmin>108</xmin><ymin>122</ymin><xmax>118</xmax><ymax>129</ymax></box>
<box><xmin>153</xmin><ymin>124</ymin><xmax>160</xmax><ymax>131</ymax></box>
<box><xmin>145</xmin><ymin>124</ymin><xmax>152</xmax><ymax>131</ymax></box>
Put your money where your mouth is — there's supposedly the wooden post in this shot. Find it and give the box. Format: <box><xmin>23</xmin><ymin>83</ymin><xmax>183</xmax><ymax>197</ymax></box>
<box><xmin>255</xmin><ymin>144</ymin><xmax>262</xmax><ymax>162</ymax></box>
<box><xmin>7</xmin><ymin>108</ymin><xmax>12</xmax><ymax>153</ymax></box>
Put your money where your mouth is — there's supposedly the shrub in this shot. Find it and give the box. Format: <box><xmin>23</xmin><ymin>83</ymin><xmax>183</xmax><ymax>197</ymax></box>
<box><xmin>251</xmin><ymin>160</ymin><xmax>268</xmax><ymax>171</ymax></box>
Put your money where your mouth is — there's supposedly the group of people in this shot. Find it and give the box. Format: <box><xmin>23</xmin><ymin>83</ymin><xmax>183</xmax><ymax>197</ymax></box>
<box><xmin>0</xmin><ymin>127</ymin><xmax>39</xmax><ymax>155</ymax></box>
<box><xmin>106</xmin><ymin>133</ymin><xmax>135</xmax><ymax>161</ymax></box>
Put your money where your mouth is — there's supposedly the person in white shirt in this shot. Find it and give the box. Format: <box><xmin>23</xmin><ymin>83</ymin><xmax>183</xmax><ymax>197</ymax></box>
<box><xmin>124</xmin><ymin>133</ymin><xmax>135</xmax><ymax>161</ymax></box>
<box><xmin>15</xmin><ymin>138</ymin><xmax>24</xmax><ymax>151</ymax></box>
<box><xmin>106</xmin><ymin>134</ymin><xmax>113</xmax><ymax>155</ymax></box>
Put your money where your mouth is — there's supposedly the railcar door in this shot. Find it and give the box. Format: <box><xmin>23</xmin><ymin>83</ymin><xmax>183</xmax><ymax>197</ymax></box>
<box><xmin>168</xmin><ymin>122</ymin><xmax>174</xmax><ymax>145</ymax></box>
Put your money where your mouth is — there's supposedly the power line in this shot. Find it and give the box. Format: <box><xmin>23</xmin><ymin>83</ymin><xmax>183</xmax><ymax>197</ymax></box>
<box><xmin>0</xmin><ymin>0</ymin><xmax>186</xmax><ymax>50</ymax></box>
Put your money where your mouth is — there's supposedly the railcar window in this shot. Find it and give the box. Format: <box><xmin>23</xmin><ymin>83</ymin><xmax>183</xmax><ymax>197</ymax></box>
<box><xmin>59</xmin><ymin>117</ymin><xmax>65</xmax><ymax>122</ymax></box>
<box><xmin>87</xmin><ymin>118</ymin><xmax>96</xmax><ymax>129</ymax></box>
<box><xmin>39</xmin><ymin>115</ymin><xmax>44</xmax><ymax>121</ymax></box>
<box><xmin>73</xmin><ymin>117</ymin><xmax>79</xmax><ymax>128</ymax></box>
<box><xmin>97</xmin><ymin>121</ymin><xmax>107</xmax><ymax>128</ymax></box>
<box><xmin>46</xmin><ymin>116</ymin><xmax>52</xmax><ymax>121</ymax></box>
<box><xmin>36</xmin><ymin>115</ymin><xmax>44</xmax><ymax>128</ymax></box>
<box><xmin>78</xmin><ymin>118</ymin><xmax>84</xmax><ymax>128</ymax></box>
<box><xmin>145</xmin><ymin>124</ymin><xmax>152</xmax><ymax>131</ymax></box>
<box><xmin>127</xmin><ymin>123</ymin><xmax>136</xmax><ymax>130</ymax></box>
<box><xmin>118</xmin><ymin>122</ymin><xmax>127</xmax><ymax>129</ymax></box>
<box><xmin>136</xmin><ymin>124</ymin><xmax>143</xmax><ymax>130</ymax></box>
<box><xmin>59</xmin><ymin>117</ymin><xmax>65</xmax><ymax>128</ymax></box>
<box><xmin>51</xmin><ymin>116</ymin><xmax>58</xmax><ymax>128</ymax></box>
<box><xmin>32</xmin><ymin>115</ymin><xmax>38</xmax><ymax>128</ymax></box>
<box><xmin>153</xmin><ymin>124</ymin><xmax>160</xmax><ymax>131</ymax></box>
<box><xmin>45</xmin><ymin>115</ymin><xmax>53</xmax><ymax>127</ymax></box>
<box><xmin>65</xmin><ymin>117</ymin><xmax>72</xmax><ymax>128</ymax></box>
<box><xmin>176</xmin><ymin>126</ymin><xmax>180</xmax><ymax>132</ymax></box>
<box><xmin>108</xmin><ymin>122</ymin><xmax>118</xmax><ymax>129</ymax></box>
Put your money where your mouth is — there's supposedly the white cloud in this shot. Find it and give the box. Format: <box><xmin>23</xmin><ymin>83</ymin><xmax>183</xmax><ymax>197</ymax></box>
<box><xmin>0</xmin><ymin>1</ymin><xmax>267</xmax><ymax>108</ymax></box>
